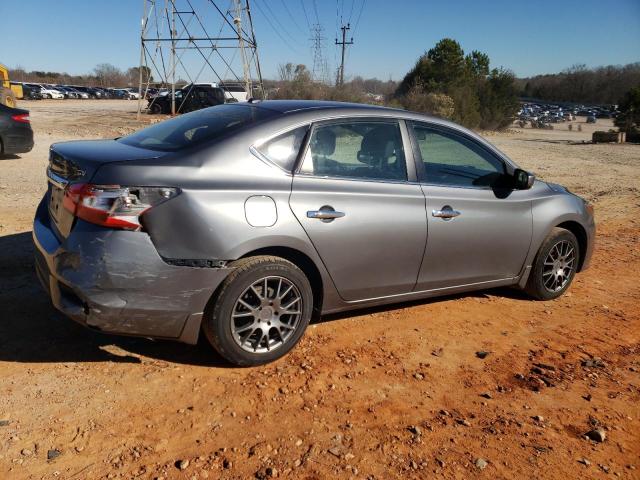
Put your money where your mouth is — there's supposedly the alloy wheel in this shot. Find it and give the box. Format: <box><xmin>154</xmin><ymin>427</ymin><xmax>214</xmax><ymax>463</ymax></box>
<box><xmin>542</xmin><ymin>240</ymin><xmax>576</xmax><ymax>292</ymax></box>
<box><xmin>230</xmin><ymin>276</ymin><xmax>303</xmax><ymax>353</ymax></box>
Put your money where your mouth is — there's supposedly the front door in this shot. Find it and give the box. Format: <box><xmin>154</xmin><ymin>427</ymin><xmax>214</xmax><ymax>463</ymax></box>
<box><xmin>289</xmin><ymin>119</ymin><xmax>427</xmax><ymax>301</ymax></box>
<box><xmin>408</xmin><ymin>122</ymin><xmax>533</xmax><ymax>290</ymax></box>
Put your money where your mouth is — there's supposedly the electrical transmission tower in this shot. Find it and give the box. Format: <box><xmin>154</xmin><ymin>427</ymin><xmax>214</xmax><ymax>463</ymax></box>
<box><xmin>335</xmin><ymin>23</ymin><xmax>353</xmax><ymax>86</ymax></box>
<box><xmin>310</xmin><ymin>23</ymin><xmax>326</xmax><ymax>82</ymax></box>
<box><xmin>138</xmin><ymin>0</ymin><xmax>263</xmax><ymax>116</ymax></box>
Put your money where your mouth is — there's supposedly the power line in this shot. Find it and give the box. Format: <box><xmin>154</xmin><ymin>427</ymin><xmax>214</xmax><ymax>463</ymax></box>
<box><xmin>311</xmin><ymin>0</ymin><xmax>320</xmax><ymax>24</ymax></box>
<box><xmin>258</xmin><ymin>0</ymin><xmax>299</xmax><ymax>44</ymax></box>
<box><xmin>300</xmin><ymin>0</ymin><xmax>311</xmax><ymax>29</ymax></box>
<box><xmin>252</xmin><ymin>0</ymin><xmax>300</xmax><ymax>54</ymax></box>
<box><xmin>347</xmin><ymin>0</ymin><xmax>355</xmax><ymax>24</ymax></box>
<box><xmin>281</xmin><ymin>0</ymin><xmax>306</xmax><ymax>34</ymax></box>
<box><xmin>352</xmin><ymin>0</ymin><xmax>366</xmax><ymax>35</ymax></box>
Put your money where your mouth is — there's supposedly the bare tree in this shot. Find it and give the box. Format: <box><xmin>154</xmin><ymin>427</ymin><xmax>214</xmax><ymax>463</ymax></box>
<box><xmin>93</xmin><ymin>63</ymin><xmax>125</xmax><ymax>87</ymax></box>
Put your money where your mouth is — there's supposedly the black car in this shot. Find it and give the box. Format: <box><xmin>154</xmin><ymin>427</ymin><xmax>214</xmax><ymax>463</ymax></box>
<box><xmin>22</xmin><ymin>84</ymin><xmax>43</xmax><ymax>100</ymax></box>
<box><xmin>147</xmin><ymin>84</ymin><xmax>225</xmax><ymax>114</ymax></box>
<box><xmin>0</xmin><ymin>103</ymin><xmax>34</xmax><ymax>155</ymax></box>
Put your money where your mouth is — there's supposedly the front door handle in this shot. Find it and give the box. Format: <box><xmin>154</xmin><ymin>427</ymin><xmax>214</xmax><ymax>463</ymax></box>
<box><xmin>432</xmin><ymin>206</ymin><xmax>461</xmax><ymax>219</ymax></box>
<box><xmin>307</xmin><ymin>206</ymin><xmax>345</xmax><ymax>221</ymax></box>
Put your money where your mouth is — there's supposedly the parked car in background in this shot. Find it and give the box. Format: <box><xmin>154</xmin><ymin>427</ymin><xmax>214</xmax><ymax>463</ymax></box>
<box><xmin>38</xmin><ymin>85</ymin><xmax>64</xmax><ymax>99</ymax></box>
<box><xmin>587</xmin><ymin>115</ymin><xmax>597</xmax><ymax>123</ymax></box>
<box><xmin>0</xmin><ymin>103</ymin><xmax>34</xmax><ymax>155</ymax></box>
<box><xmin>124</xmin><ymin>88</ymin><xmax>141</xmax><ymax>100</ymax></box>
<box><xmin>94</xmin><ymin>88</ymin><xmax>110</xmax><ymax>99</ymax></box>
<box><xmin>143</xmin><ymin>87</ymin><xmax>160</xmax><ymax>99</ymax></box>
<box><xmin>112</xmin><ymin>88</ymin><xmax>140</xmax><ymax>100</ymax></box>
<box><xmin>70</xmin><ymin>86</ymin><xmax>92</xmax><ymax>98</ymax></box>
<box><xmin>22</xmin><ymin>84</ymin><xmax>43</xmax><ymax>100</ymax></box>
<box><xmin>72</xmin><ymin>86</ymin><xmax>102</xmax><ymax>99</ymax></box>
<box><xmin>109</xmin><ymin>89</ymin><xmax>127</xmax><ymax>99</ymax></box>
<box><xmin>69</xmin><ymin>87</ymin><xmax>89</xmax><ymax>99</ymax></box>
<box><xmin>219</xmin><ymin>83</ymin><xmax>248</xmax><ymax>102</ymax></box>
<box><xmin>147</xmin><ymin>84</ymin><xmax>225</xmax><ymax>114</ymax></box>
<box><xmin>33</xmin><ymin>100</ymin><xmax>595</xmax><ymax>366</ymax></box>
<box><xmin>54</xmin><ymin>86</ymin><xmax>79</xmax><ymax>99</ymax></box>
<box><xmin>61</xmin><ymin>86</ymin><xmax>88</xmax><ymax>99</ymax></box>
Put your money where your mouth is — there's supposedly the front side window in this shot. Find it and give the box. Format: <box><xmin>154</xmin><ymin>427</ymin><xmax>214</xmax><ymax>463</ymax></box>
<box><xmin>255</xmin><ymin>126</ymin><xmax>308</xmax><ymax>171</ymax></box>
<box><xmin>300</xmin><ymin>121</ymin><xmax>407</xmax><ymax>181</ymax></box>
<box><xmin>411</xmin><ymin>123</ymin><xmax>505</xmax><ymax>188</ymax></box>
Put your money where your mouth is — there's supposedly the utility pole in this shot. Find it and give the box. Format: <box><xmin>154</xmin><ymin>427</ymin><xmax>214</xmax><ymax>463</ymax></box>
<box><xmin>335</xmin><ymin>23</ymin><xmax>353</xmax><ymax>86</ymax></box>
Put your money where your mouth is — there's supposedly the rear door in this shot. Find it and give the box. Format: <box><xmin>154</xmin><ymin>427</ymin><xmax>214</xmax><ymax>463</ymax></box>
<box><xmin>408</xmin><ymin>122</ymin><xmax>532</xmax><ymax>290</ymax></box>
<box><xmin>289</xmin><ymin>118</ymin><xmax>427</xmax><ymax>301</ymax></box>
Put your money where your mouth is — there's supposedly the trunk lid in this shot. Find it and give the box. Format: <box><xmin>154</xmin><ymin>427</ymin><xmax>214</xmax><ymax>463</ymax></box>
<box><xmin>48</xmin><ymin>139</ymin><xmax>165</xmax><ymax>181</ymax></box>
<box><xmin>47</xmin><ymin>139</ymin><xmax>166</xmax><ymax>238</ymax></box>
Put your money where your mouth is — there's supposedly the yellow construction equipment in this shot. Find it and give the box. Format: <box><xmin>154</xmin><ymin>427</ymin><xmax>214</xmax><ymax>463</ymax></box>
<box><xmin>1</xmin><ymin>63</ymin><xmax>21</xmax><ymax>107</ymax></box>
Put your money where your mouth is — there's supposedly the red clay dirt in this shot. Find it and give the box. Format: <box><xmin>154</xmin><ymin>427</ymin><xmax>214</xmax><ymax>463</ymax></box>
<box><xmin>0</xmin><ymin>100</ymin><xmax>638</xmax><ymax>479</ymax></box>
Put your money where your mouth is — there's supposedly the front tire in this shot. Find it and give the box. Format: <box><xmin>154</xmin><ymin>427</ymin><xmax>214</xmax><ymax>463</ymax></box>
<box><xmin>525</xmin><ymin>227</ymin><xmax>579</xmax><ymax>300</ymax></box>
<box><xmin>202</xmin><ymin>256</ymin><xmax>313</xmax><ymax>366</ymax></box>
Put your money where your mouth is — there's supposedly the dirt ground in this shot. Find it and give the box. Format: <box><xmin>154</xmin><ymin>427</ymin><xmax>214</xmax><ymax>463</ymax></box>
<box><xmin>1</xmin><ymin>100</ymin><xmax>639</xmax><ymax>480</ymax></box>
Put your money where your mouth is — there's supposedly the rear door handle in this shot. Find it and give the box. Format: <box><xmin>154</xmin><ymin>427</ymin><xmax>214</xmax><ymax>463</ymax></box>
<box><xmin>307</xmin><ymin>207</ymin><xmax>345</xmax><ymax>221</ymax></box>
<box><xmin>432</xmin><ymin>207</ymin><xmax>461</xmax><ymax>219</ymax></box>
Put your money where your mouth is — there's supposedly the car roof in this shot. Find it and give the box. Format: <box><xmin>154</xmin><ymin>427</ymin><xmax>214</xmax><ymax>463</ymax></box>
<box><xmin>250</xmin><ymin>99</ymin><xmax>398</xmax><ymax>115</ymax></box>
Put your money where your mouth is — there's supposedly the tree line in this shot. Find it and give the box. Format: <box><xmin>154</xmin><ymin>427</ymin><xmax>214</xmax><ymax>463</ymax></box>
<box><xmin>9</xmin><ymin>64</ymin><xmax>152</xmax><ymax>88</ymax></box>
<box><xmin>517</xmin><ymin>63</ymin><xmax>640</xmax><ymax>105</ymax></box>
<box><xmin>10</xmin><ymin>48</ymin><xmax>639</xmax><ymax>132</ymax></box>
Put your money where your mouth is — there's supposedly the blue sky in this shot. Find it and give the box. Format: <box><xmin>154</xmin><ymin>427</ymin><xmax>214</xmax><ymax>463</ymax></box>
<box><xmin>2</xmin><ymin>0</ymin><xmax>639</xmax><ymax>81</ymax></box>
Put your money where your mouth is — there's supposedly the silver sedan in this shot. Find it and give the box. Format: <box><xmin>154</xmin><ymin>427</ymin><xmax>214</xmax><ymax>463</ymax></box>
<box><xmin>33</xmin><ymin>100</ymin><xmax>595</xmax><ymax>365</ymax></box>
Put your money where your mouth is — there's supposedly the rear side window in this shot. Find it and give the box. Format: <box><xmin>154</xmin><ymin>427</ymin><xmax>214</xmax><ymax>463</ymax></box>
<box><xmin>299</xmin><ymin>121</ymin><xmax>407</xmax><ymax>181</ymax></box>
<box><xmin>118</xmin><ymin>104</ymin><xmax>275</xmax><ymax>152</ymax></box>
<box><xmin>254</xmin><ymin>126</ymin><xmax>308</xmax><ymax>171</ymax></box>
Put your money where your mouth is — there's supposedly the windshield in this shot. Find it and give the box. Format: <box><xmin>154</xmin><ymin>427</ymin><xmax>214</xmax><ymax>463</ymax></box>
<box><xmin>118</xmin><ymin>104</ymin><xmax>276</xmax><ymax>152</ymax></box>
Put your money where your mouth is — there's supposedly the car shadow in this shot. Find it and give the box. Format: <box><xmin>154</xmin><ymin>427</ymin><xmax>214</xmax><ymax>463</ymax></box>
<box><xmin>0</xmin><ymin>231</ymin><xmax>231</xmax><ymax>368</ymax></box>
<box><xmin>0</xmin><ymin>154</ymin><xmax>22</xmax><ymax>160</ymax></box>
<box><xmin>1</xmin><ymin>230</ymin><xmax>531</xmax><ymax>368</ymax></box>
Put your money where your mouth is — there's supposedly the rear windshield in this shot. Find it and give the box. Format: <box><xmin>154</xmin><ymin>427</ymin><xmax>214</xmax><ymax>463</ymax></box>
<box><xmin>118</xmin><ymin>104</ymin><xmax>275</xmax><ymax>152</ymax></box>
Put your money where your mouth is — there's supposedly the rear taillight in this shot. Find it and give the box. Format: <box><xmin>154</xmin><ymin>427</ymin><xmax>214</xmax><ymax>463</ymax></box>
<box><xmin>63</xmin><ymin>183</ymin><xmax>178</xmax><ymax>230</ymax></box>
<box><xmin>11</xmin><ymin>114</ymin><xmax>30</xmax><ymax>123</ymax></box>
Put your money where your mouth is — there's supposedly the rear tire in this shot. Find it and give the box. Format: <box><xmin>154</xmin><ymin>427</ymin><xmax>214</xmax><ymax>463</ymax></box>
<box><xmin>202</xmin><ymin>256</ymin><xmax>313</xmax><ymax>366</ymax></box>
<box><xmin>525</xmin><ymin>227</ymin><xmax>579</xmax><ymax>300</ymax></box>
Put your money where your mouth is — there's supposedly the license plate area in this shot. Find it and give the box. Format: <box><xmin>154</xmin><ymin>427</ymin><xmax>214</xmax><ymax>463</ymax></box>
<box><xmin>46</xmin><ymin>169</ymin><xmax>74</xmax><ymax>238</ymax></box>
<box><xmin>48</xmin><ymin>183</ymin><xmax>65</xmax><ymax>225</ymax></box>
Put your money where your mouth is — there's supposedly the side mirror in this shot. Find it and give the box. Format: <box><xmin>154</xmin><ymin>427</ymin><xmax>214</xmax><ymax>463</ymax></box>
<box><xmin>513</xmin><ymin>168</ymin><xmax>535</xmax><ymax>190</ymax></box>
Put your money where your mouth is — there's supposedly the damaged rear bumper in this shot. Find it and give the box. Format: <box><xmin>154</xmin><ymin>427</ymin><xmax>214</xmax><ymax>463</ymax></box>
<box><xmin>32</xmin><ymin>198</ymin><xmax>232</xmax><ymax>344</ymax></box>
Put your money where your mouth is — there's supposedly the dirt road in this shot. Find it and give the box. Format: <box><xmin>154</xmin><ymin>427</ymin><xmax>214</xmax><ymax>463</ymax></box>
<box><xmin>1</xmin><ymin>100</ymin><xmax>639</xmax><ymax>479</ymax></box>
